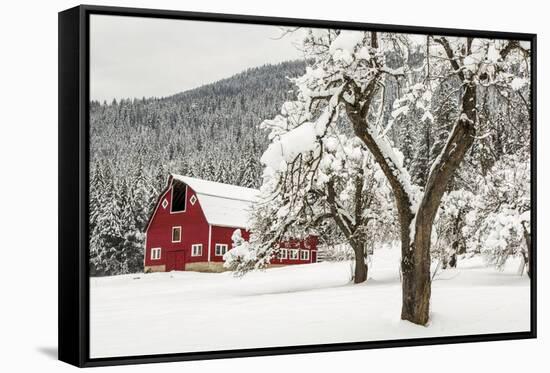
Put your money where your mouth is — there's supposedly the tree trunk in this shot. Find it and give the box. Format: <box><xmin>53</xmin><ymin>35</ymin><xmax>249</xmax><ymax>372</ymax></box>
<box><xmin>449</xmin><ymin>216</ymin><xmax>461</xmax><ymax>268</ymax></box>
<box><xmin>399</xmin><ymin>213</ymin><xmax>431</xmax><ymax>325</ymax></box>
<box><xmin>352</xmin><ymin>241</ymin><xmax>368</xmax><ymax>283</ymax></box>
<box><xmin>448</xmin><ymin>251</ymin><xmax>457</xmax><ymax>268</ymax></box>
<box><xmin>402</xmin><ymin>84</ymin><xmax>477</xmax><ymax>325</ymax></box>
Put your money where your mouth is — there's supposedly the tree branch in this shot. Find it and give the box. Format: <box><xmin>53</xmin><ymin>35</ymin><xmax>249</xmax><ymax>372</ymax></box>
<box><xmin>432</xmin><ymin>37</ymin><xmax>465</xmax><ymax>81</ymax></box>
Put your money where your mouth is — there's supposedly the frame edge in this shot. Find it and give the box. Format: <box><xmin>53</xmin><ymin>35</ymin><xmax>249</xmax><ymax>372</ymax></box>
<box><xmin>59</xmin><ymin>4</ymin><xmax>537</xmax><ymax>367</ymax></box>
<box><xmin>58</xmin><ymin>5</ymin><xmax>86</xmax><ymax>368</ymax></box>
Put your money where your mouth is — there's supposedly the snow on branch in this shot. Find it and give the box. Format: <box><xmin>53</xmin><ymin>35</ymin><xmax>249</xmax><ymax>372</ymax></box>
<box><xmin>431</xmin><ymin>36</ymin><xmax>531</xmax><ymax>93</ymax></box>
<box><xmin>260</xmin><ymin>85</ymin><xmax>344</xmax><ymax>173</ymax></box>
<box><xmin>366</xmin><ymin>125</ymin><xmax>418</xmax><ymax>210</ymax></box>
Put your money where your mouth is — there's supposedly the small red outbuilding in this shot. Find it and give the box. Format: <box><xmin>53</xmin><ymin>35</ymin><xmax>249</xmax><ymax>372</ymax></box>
<box><xmin>144</xmin><ymin>175</ymin><xmax>318</xmax><ymax>273</ymax></box>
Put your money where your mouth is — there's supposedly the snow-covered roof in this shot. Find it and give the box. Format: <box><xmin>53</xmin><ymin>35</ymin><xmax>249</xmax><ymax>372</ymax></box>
<box><xmin>171</xmin><ymin>174</ymin><xmax>259</xmax><ymax>228</ymax></box>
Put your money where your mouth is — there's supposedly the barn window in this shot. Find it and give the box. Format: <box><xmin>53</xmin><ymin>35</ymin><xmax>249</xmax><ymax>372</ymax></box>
<box><xmin>215</xmin><ymin>244</ymin><xmax>228</xmax><ymax>256</ymax></box>
<box><xmin>289</xmin><ymin>249</ymin><xmax>299</xmax><ymax>260</ymax></box>
<box><xmin>191</xmin><ymin>244</ymin><xmax>202</xmax><ymax>256</ymax></box>
<box><xmin>280</xmin><ymin>249</ymin><xmax>288</xmax><ymax>260</ymax></box>
<box><xmin>150</xmin><ymin>248</ymin><xmax>161</xmax><ymax>260</ymax></box>
<box><xmin>190</xmin><ymin>195</ymin><xmax>197</xmax><ymax>205</ymax></box>
<box><xmin>172</xmin><ymin>226</ymin><xmax>182</xmax><ymax>243</ymax></box>
<box><xmin>300</xmin><ymin>250</ymin><xmax>310</xmax><ymax>261</ymax></box>
<box><xmin>171</xmin><ymin>180</ymin><xmax>187</xmax><ymax>212</ymax></box>
<box><xmin>161</xmin><ymin>199</ymin><xmax>168</xmax><ymax>209</ymax></box>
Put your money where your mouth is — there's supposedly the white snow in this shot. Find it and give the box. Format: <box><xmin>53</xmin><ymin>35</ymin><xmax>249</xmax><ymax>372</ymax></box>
<box><xmin>510</xmin><ymin>77</ymin><xmax>528</xmax><ymax>91</ymax></box>
<box><xmin>519</xmin><ymin>41</ymin><xmax>531</xmax><ymax>50</ymax></box>
<box><xmin>223</xmin><ymin>229</ymin><xmax>255</xmax><ymax>266</ymax></box>
<box><xmin>197</xmin><ymin>194</ymin><xmax>255</xmax><ymax>228</ymax></box>
<box><xmin>260</xmin><ymin>89</ymin><xmax>342</xmax><ymax>172</ymax></box>
<box><xmin>90</xmin><ymin>248</ymin><xmax>530</xmax><ymax>358</ymax></box>
<box><xmin>366</xmin><ymin>126</ymin><xmax>416</xmax><ymax>205</ymax></box>
<box><xmin>391</xmin><ymin>105</ymin><xmax>409</xmax><ymax>119</ymax></box>
<box><xmin>421</xmin><ymin>110</ymin><xmax>434</xmax><ymax>123</ymax></box>
<box><xmin>260</xmin><ymin>121</ymin><xmax>318</xmax><ymax>170</ymax></box>
<box><xmin>487</xmin><ymin>44</ymin><xmax>501</xmax><ymax>63</ymax></box>
<box><xmin>329</xmin><ymin>30</ymin><xmax>364</xmax><ymax>63</ymax></box>
<box><xmin>330</xmin><ymin>31</ymin><xmax>364</xmax><ymax>54</ymax></box>
<box><xmin>172</xmin><ymin>174</ymin><xmax>259</xmax><ymax>202</ymax></box>
<box><xmin>407</xmin><ymin>34</ymin><xmax>426</xmax><ymax>46</ymax></box>
<box><xmin>171</xmin><ymin>174</ymin><xmax>259</xmax><ymax>228</ymax></box>
<box><xmin>323</xmin><ymin>136</ymin><xmax>339</xmax><ymax>152</ymax></box>
<box><xmin>463</xmin><ymin>55</ymin><xmax>479</xmax><ymax>72</ymax></box>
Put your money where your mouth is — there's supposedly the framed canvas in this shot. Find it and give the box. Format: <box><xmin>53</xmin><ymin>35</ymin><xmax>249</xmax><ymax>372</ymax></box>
<box><xmin>58</xmin><ymin>4</ymin><xmax>537</xmax><ymax>368</ymax></box>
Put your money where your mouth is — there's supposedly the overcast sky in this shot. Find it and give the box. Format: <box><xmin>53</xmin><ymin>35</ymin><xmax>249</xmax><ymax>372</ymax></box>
<box><xmin>90</xmin><ymin>15</ymin><xmax>305</xmax><ymax>102</ymax></box>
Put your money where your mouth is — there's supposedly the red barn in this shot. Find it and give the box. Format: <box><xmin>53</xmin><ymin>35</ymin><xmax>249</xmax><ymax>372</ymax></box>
<box><xmin>144</xmin><ymin>175</ymin><xmax>318</xmax><ymax>273</ymax></box>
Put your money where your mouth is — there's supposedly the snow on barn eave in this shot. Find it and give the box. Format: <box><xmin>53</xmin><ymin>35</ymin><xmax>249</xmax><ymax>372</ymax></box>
<box><xmin>171</xmin><ymin>174</ymin><xmax>260</xmax><ymax>229</ymax></box>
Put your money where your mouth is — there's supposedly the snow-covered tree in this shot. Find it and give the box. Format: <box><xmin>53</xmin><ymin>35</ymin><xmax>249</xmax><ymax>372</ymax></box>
<box><xmin>230</xmin><ymin>30</ymin><xmax>530</xmax><ymax>325</ymax></box>
<box><xmin>464</xmin><ymin>156</ymin><xmax>531</xmax><ymax>276</ymax></box>
<box><xmin>223</xmin><ymin>229</ymin><xmax>255</xmax><ymax>270</ymax></box>
<box><xmin>119</xmin><ymin>230</ymin><xmax>146</xmax><ymax>274</ymax></box>
<box><xmin>432</xmin><ymin>189</ymin><xmax>475</xmax><ymax>268</ymax></box>
<box><xmin>224</xmin><ymin>123</ymin><xmax>398</xmax><ymax>282</ymax></box>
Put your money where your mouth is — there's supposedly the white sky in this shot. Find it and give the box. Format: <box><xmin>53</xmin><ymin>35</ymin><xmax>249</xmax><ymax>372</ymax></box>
<box><xmin>90</xmin><ymin>15</ymin><xmax>305</xmax><ymax>102</ymax></box>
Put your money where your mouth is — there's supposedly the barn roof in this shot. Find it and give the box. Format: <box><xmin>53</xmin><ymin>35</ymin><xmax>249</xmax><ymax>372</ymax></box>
<box><xmin>171</xmin><ymin>174</ymin><xmax>260</xmax><ymax>228</ymax></box>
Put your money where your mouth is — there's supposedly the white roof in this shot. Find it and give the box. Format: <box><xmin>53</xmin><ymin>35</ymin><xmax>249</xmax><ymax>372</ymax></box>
<box><xmin>171</xmin><ymin>174</ymin><xmax>259</xmax><ymax>228</ymax></box>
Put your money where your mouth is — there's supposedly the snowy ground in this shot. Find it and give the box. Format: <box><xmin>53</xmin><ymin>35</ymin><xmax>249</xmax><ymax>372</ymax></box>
<box><xmin>90</xmin><ymin>248</ymin><xmax>530</xmax><ymax>358</ymax></box>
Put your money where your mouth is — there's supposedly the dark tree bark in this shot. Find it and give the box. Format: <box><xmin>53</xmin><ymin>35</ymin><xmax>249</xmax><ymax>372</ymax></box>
<box><xmin>448</xmin><ymin>249</ymin><xmax>457</xmax><ymax>268</ymax></box>
<box><xmin>448</xmin><ymin>212</ymin><xmax>464</xmax><ymax>268</ymax></box>
<box><xmin>326</xmin><ymin>179</ymin><xmax>369</xmax><ymax>284</ymax></box>
<box><xmin>351</xmin><ymin>240</ymin><xmax>368</xmax><ymax>283</ymax></box>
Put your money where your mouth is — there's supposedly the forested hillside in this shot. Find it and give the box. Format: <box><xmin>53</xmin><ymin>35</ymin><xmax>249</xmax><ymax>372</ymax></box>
<box><xmin>89</xmin><ymin>61</ymin><xmax>306</xmax><ymax>275</ymax></box>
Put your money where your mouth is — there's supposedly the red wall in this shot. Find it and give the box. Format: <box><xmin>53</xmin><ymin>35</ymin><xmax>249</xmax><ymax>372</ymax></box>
<box><xmin>210</xmin><ymin>226</ymin><xmax>241</xmax><ymax>262</ymax></box>
<box><xmin>274</xmin><ymin>236</ymin><xmax>318</xmax><ymax>265</ymax></box>
<box><xmin>145</xmin><ymin>183</ymin><xmax>209</xmax><ymax>269</ymax></box>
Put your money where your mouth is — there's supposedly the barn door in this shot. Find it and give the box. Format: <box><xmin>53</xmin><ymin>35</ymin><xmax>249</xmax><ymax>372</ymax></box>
<box><xmin>166</xmin><ymin>252</ymin><xmax>176</xmax><ymax>271</ymax></box>
<box><xmin>174</xmin><ymin>251</ymin><xmax>186</xmax><ymax>271</ymax></box>
<box><xmin>166</xmin><ymin>251</ymin><xmax>185</xmax><ymax>271</ymax></box>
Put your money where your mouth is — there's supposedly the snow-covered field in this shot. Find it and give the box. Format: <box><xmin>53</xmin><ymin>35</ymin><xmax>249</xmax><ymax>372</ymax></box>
<box><xmin>90</xmin><ymin>248</ymin><xmax>530</xmax><ymax>358</ymax></box>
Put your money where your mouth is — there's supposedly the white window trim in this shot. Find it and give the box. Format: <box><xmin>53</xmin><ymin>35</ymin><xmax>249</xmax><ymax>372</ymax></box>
<box><xmin>191</xmin><ymin>244</ymin><xmax>203</xmax><ymax>257</ymax></box>
<box><xmin>190</xmin><ymin>194</ymin><xmax>197</xmax><ymax>206</ymax></box>
<box><xmin>215</xmin><ymin>243</ymin><xmax>228</xmax><ymax>256</ymax></box>
<box><xmin>280</xmin><ymin>248</ymin><xmax>288</xmax><ymax>260</ymax></box>
<box><xmin>289</xmin><ymin>249</ymin><xmax>299</xmax><ymax>260</ymax></box>
<box><xmin>172</xmin><ymin>226</ymin><xmax>182</xmax><ymax>243</ymax></box>
<box><xmin>300</xmin><ymin>249</ymin><xmax>310</xmax><ymax>261</ymax></box>
<box><xmin>161</xmin><ymin>198</ymin><xmax>168</xmax><ymax>209</ymax></box>
<box><xmin>150</xmin><ymin>247</ymin><xmax>161</xmax><ymax>260</ymax></box>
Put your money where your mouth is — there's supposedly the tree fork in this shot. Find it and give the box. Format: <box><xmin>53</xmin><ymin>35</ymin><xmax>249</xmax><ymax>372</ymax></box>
<box><xmin>402</xmin><ymin>84</ymin><xmax>477</xmax><ymax>325</ymax></box>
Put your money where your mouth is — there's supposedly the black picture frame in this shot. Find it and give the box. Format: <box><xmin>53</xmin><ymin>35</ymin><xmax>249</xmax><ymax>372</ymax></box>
<box><xmin>58</xmin><ymin>4</ymin><xmax>537</xmax><ymax>368</ymax></box>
